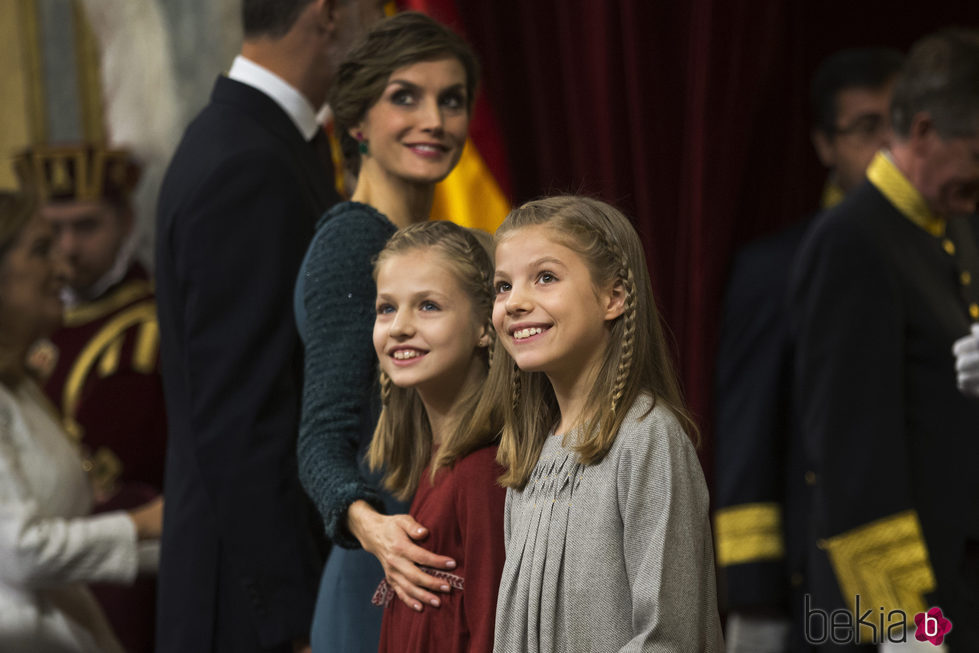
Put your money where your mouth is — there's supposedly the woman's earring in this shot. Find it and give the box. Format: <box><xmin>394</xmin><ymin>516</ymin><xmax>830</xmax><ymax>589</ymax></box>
<box><xmin>356</xmin><ymin>131</ymin><xmax>369</xmax><ymax>155</ymax></box>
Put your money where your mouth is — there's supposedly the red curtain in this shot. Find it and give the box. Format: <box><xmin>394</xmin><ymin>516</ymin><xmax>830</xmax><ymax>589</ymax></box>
<box><xmin>446</xmin><ymin>1</ymin><xmax>979</xmax><ymax>481</ymax></box>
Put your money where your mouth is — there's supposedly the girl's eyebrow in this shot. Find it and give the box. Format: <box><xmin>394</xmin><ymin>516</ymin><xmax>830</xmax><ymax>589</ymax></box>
<box><xmin>410</xmin><ymin>289</ymin><xmax>451</xmax><ymax>302</ymax></box>
<box><xmin>530</xmin><ymin>256</ymin><xmax>565</xmax><ymax>268</ymax></box>
<box><xmin>377</xmin><ymin>289</ymin><xmax>452</xmax><ymax>301</ymax></box>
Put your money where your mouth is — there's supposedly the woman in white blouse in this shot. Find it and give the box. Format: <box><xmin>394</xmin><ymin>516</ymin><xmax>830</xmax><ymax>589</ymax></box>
<box><xmin>0</xmin><ymin>191</ymin><xmax>162</xmax><ymax>653</ymax></box>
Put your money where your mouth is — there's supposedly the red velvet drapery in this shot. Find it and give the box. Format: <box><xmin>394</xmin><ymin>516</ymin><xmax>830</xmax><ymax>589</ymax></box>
<box><xmin>421</xmin><ymin>1</ymin><xmax>979</xmax><ymax>480</ymax></box>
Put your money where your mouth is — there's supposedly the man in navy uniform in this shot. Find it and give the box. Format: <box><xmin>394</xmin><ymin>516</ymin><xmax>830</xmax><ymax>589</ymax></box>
<box><xmin>791</xmin><ymin>29</ymin><xmax>979</xmax><ymax>651</ymax></box>
<box><xmin>712</xmin><ymin>48</ymin><xmax>903</xmax><ymax>653</ymax></box>
<box><xmin>16</xmin><ymin>142</ymin><xmax>165</xmax><ymax>653</ymax></box>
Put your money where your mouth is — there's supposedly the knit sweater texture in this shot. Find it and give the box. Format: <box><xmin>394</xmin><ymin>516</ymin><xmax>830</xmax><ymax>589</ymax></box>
<box><xmin>294</xmin><ymin>201</ymin><xmax>398</xmax><ymax>547</ymax></box>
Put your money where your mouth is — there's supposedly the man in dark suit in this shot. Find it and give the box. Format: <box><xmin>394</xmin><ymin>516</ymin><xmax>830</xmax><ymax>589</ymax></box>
<box><xmin>790</xmin><ymin>29</ymin><xmax>979</xmax><ymax>651</ymax></box>
<box><xmin>154</xmin><ymin>1</ymin><xmax>382</xmax><ymax>651</ymax></box>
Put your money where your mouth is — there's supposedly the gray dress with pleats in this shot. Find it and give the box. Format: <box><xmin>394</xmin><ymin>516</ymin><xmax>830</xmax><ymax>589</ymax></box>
<box><xmin>493</xmin><ymin>395</ymin><xmax>724</xmax><ymax>652</ymax></box>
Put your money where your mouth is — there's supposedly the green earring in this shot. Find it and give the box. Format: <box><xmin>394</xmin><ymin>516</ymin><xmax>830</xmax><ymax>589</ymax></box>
<box><xmin>355</xmin><ymin>131</ymin><xmax>368</xmax><ymax>156</ymax></box>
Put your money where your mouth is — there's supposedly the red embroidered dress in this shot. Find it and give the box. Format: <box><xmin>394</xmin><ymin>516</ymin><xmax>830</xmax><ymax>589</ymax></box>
<box><xmin>376</xmin><ymin>445</ymin><xmax>506</xmax><ymax>653</ymax></box>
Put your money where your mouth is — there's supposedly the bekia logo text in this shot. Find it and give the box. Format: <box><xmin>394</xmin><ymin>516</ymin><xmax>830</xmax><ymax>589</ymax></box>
<box><xmin>805</xmin><ymin>595</ymin><xmax>952</xmax><ymax>646</ymax></box>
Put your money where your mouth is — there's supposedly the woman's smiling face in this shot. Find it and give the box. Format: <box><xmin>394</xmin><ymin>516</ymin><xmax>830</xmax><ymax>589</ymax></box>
<box><xmin>355</xmin><ymin>57</ymin><xmax>470</xmax><ymax>186</ymax></box>
<box><xmin>0</xmin><ymin>213</ymin><xmax>65</xmax><ymax>346</ymax></box>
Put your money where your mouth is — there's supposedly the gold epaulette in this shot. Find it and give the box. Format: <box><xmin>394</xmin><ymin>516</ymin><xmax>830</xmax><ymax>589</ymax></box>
<box><xmin>713</xmin><ymin>502</ymin><xmax>785</xmax><ymax>566</ymax></box>
<box><xmin>64</xmin><ymin>279</ymin><xmax>153</xmax><ymax>327</ymax></box>
<box><xmin>820</xmin><ymin>509</ymin><xmax>936</xmax><ymax>640</ymax></box>
<box><xmin>63</xmin><ymin>300</ymin><xmax>158</xmax><ymax>421</ymax></box>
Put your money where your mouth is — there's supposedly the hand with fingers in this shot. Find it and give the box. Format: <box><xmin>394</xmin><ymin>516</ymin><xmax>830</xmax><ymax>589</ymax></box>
<box><xmin>348</xmin><ymin>500</ymin><xmax>456</xmax><ymax>612</ymax></box>
<box><xmin>953</xmin><ymin>323</ymin><xmax>979</xmax><ymax>398</ymax></box>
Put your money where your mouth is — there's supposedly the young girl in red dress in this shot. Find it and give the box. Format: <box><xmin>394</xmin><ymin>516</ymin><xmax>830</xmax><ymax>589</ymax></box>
<box><xmin>369</xmin><ymin>220</ymin><xmax>505</xmax><ymax>653</ymax></box>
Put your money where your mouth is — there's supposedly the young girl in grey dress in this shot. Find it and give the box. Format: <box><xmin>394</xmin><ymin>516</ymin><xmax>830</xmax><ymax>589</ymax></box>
<box><xmin>489</xmin><ymin>196</ymin><xmax>724</xmax><ymax>652</ymax></box>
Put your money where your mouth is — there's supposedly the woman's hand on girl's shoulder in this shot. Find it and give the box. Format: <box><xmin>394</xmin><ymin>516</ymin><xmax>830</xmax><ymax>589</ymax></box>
<box><xmin>347</xmin><ymin>500</ymin><xmax>457</xmax><ymax>612</ymax></box>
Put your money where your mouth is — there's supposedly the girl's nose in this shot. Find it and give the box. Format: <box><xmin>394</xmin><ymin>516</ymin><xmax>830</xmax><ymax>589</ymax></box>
<box><xmin>389</xmin><ymin>310</ymin><xmax>415</xmax><ymax>337</ymax></box>
<box><xmin>505</xmin><ymin>286</ymin><xmax>532</xmax><ymax>314</ymax></box>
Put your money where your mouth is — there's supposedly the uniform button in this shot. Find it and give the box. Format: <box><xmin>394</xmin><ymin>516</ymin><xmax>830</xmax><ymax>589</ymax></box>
<box><xmin>943</xmin><ymin>239</ymin><xmax>956</xmax><ymax>255</ymax></box>
<box><xmin>791</xmin><ymin>572</ymin><xmax>805</xmax><ymax>587</ymax></box>
<box><xmin>971</xmin><ymin>303</ymin><xmax>979</xmax><ymax>320</ymax></box>
<box><xmin>804</xmin><ymin>471</ymin><xmax>818</xmax><ymax>486</ymax></box>
<box><xmin>963</xmin><ymin>271</ymin><xmax>973</xmax><ymax>286</ymax></box>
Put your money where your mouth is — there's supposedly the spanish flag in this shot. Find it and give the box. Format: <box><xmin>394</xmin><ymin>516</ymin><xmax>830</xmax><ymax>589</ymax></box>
<box><xmin>396</xmin><ymin>0</ymin><xmax>511</xmax><ymax>232</ymax></box>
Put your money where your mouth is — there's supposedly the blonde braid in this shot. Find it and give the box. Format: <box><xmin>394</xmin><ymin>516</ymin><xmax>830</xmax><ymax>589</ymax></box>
<box><xmin>379</xmin><ymin>371</ymin><xmax>392</xmax><ymax>406</ymax></box>
<box><xmin>609</xmin><ymin>254</ymin><xmax>637</xmax><ymax>416</ymax></box>
<box><xmin>511</xmin><ymin>362</ymin><xmax>522</xmax><ymax>416</ymax></box>
<box><xmin>485</xmin><ymin>330</ymin><xmax>496</xmax><ymax>370</ymax></box>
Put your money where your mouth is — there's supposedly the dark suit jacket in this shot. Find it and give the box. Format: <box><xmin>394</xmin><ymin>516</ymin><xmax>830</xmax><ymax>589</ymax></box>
<box><xmin>154</xmin><ymin>76</ymin><xmax>340</xmax><ymax>652</ymax></box>
<box><xmin>713</xmin><ymin>218</ymin><xmax>811</xmax><ymax>603</ymax></box>
<box><xmin>789</xmin><ymin>181</ymin><xmax>979</xmax><ymax>652</ymax></box>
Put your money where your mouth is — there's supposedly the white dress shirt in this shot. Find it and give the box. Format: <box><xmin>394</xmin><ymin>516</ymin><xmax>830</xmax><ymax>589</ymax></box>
<box><xmin>228</xmin><ymin>55</ymin><xmax>320</xmax><ymax>141</ymax></box>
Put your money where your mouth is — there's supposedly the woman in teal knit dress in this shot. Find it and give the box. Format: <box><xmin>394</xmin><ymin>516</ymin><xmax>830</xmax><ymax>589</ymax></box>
<box><xmin>293</xmin><ymin>13</ymin><xmax>481</xmax><ymax>652</ymax></box>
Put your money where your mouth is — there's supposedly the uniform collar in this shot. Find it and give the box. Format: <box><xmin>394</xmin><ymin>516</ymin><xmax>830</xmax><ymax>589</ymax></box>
<box><xmin>820</xmin><ymin>178</ymin><xmax>845</xmax><ymax>210</ymax></box>
<box><xmin>61</xmin><ymin>236</ymin><xmax>136</xmax><ymax>310</ymax></box>
<box><xmin>866</xmin><ymin>150</ymin><xmax>946</xmax><ymax>237</ymax></box>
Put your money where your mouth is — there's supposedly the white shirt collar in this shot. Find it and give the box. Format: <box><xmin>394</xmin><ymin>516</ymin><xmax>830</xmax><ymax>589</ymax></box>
<box><xmin>61</xmin><ymin>236</ymin><xmax>136</xmax><ymax>309</ymax></box>
<box><xmin>228</xmin><ymin>55</ymin><xmax>320</xmax><ymax>141</ymax></box>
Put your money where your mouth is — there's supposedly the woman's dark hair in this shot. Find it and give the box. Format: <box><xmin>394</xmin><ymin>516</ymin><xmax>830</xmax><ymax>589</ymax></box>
<box><xmin>0</xmin><ymin>191</ymin><xmax>40</xmax><ymax>385</ymax></box>
<box><xmin>330</xmin><ymin>11</ymin><xmax>479</xmax><ymax>171</ymax></box>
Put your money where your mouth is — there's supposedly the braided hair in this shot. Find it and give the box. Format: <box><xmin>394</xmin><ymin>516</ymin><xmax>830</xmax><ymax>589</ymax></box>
<box><xmin>491</xmin><ymin>196</ymin><xmax>699</xmax><ymax>489</ymax></box>
<box><xmin>367</xmin><ymin>220</ymin><xmax>500</xmax><ymax>499</ymax></box>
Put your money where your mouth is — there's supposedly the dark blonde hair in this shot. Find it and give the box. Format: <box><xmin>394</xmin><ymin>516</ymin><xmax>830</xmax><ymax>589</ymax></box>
<box><xmin>0</xmin><ymin>191</ymin><xmax>36</xmax><ymax>265</ymax></box>
<box><xmin>367</xmin><ymin>221</ymin><xmax>501</xmax><ymax>500</ymax></box>
<box><xmin>0</xmin><ymin>191</ymin><xmax>40</xmax><ymax>385</ymax></box>
<box><xmin>489</xmin><ymin>195</ymin><xmax>699</xmax><ymax>489</ymax></box>
<box><xmin>331</xmin><ymin>11</ymin><xmax>479</xmax><ymax>169</ymax></box>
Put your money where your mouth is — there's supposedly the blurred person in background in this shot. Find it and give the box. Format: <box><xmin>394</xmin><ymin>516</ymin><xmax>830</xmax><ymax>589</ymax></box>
<box><xmin>17</xmin><ymin>142</ymin><xmax>166</xmax><ymax>653</ymax></box>
<box><xmin>0</xmin><ymin>190</ymin><xmax>162</xmax><ymax>653</ymax></box>
<box><xmin>712</xmin><ymin>47</ymin><xmax>903</xmax><ymax>653</ymax></box>
<box><xmin>790</xmin><ymin>29</ymin><xmax>979</xmax><ymax>651</ymax></box>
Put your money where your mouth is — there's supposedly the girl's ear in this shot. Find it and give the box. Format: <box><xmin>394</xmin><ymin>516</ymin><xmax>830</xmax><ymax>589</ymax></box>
<box><xmin>603</xmin><ymin>278</ymin><xmax>626</xmax><ymax>321</ymax></box>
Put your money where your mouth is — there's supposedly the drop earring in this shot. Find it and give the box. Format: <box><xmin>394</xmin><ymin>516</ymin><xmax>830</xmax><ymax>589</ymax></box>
<box><xmin>355</xmin><ymin>131</ymin><xmax>369</xmax><ymax>155</ymax></box>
